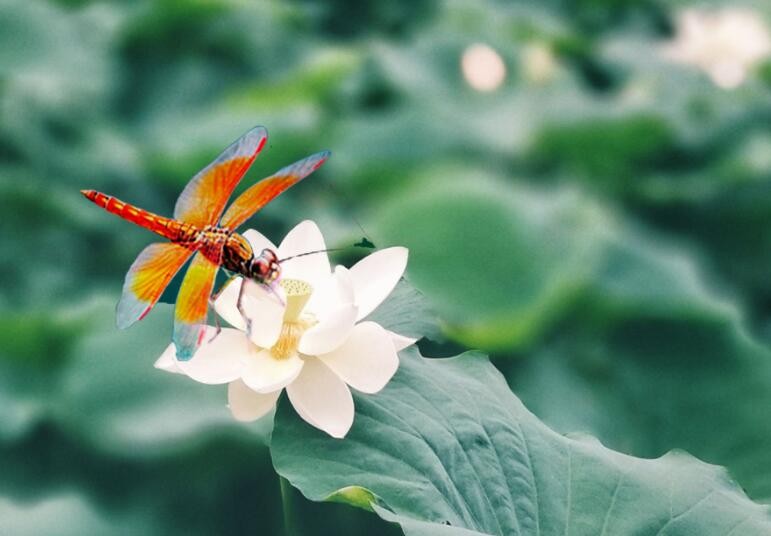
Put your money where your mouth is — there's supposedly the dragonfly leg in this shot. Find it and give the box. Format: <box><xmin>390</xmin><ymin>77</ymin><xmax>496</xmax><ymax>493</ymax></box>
<box><xmin>207</xmin><ymin>298</ymin><xmax>222</xmax><ymax>343</ymax></box>
<box><xmin>266</xmin><ymin>282</ymin><xmax>286</xmax><ymax>307</ymax></box>
<box><xmin>207</xmin><ymin>274</ymin><xmax>237</xmax><ymax>344</ymax></box>
<box><xmin>236</xmin><ymin>279</ymin><xmax>253</xmax><ymax>337</ymax></box>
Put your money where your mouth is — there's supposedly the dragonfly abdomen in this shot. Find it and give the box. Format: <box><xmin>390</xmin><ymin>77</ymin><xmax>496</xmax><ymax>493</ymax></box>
<box><xmin>80</xmin><ymin>190</ymin><xmax>198</xmax><ymax>243</ymax></box>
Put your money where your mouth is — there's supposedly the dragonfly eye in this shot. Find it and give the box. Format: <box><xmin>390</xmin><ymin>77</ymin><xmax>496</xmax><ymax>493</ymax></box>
<box><xmin>250</xmin><ymin>251</ymin><xmax>281</xmax><ymax>284</ymax></box>
<box><xmin>260</xmin><ymin>248</ymin><xmax>278</xmax><ymax>263</ymax></box>
<box><xmin>268</xmin><ymin>262</ymin><xmax>281</xmax><ymax>283</ymax></box>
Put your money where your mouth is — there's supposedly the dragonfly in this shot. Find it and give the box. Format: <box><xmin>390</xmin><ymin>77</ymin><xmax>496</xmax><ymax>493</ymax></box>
<box><xmin>82</xmin><ymin>126</ymin><xmax>330</xmax><ymax>360</ymax></box>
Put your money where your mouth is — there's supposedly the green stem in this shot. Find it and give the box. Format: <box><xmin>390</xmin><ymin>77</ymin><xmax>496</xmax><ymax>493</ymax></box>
<box><xmin>279</xmin><ymin>476</ymin><xmax>297</xmax><ymax>536</ymax></box>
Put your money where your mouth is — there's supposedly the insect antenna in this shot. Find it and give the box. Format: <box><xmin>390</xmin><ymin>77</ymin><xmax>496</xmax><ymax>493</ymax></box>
<box><xmin>277</xmin><ymin>174</ymin><xmax>391</xmax><ymax>265</ymax></box>
<box><xmin>278</xmin><ymin>247</ymin><xmax>350</xmax><ymax>264</ymax></box>
<box><xmin>321</xmin><ymin>174</ymin><xmax>380</xmax><ymax>249</ymax></box>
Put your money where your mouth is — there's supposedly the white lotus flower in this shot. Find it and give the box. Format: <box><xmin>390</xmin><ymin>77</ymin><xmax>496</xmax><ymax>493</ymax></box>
<box><xmin>154</xmin><ymin>220</ymin><xmax>415</xmax><ymax>438</ymax></box>
<box><xmin>661</xmin><ymin>7</ymin><xmax>771</xmax><ymax>89</ymax></box>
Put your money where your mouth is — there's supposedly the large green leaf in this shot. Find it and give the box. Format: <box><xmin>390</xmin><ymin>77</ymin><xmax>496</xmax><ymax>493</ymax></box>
<box><xmin>373</xmin><ymin>173</ymin><xmax>606</xmax><ymax>351</ymax></box>
<box><xmin>372</xmin><ymin>170</ymin><xmax>756</xmax><ymax>352</ymax></box>
<box><xmin>272</xmin><ymin>347</ymin><xmax>771</xmax><ymax>535</ymax></box>
<box><xmin>508</xmin><ymin>325</ymin><xmax>771</xmax><ymax>503</ymax></box>
<box><xmin>504</xmin><ymin>228</ymin><xmax>771</xmax><ymax>501</ymax></box>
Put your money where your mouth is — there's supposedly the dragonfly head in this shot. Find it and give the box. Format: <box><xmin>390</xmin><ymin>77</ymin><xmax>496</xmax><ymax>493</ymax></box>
<box><xmin>249</xmin><ymin>248</ymin><xmax>281</xmax><ymax>284</ymax></box>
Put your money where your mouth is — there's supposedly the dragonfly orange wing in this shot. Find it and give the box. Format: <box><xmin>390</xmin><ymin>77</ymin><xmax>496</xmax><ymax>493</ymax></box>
<box><xmin>117</xmin><ymin>243</ymin><xmax>194</xmax><ymax>329</ymax></box>
<box><xmin>174</xmin><ymin>126</ymin><xmax>268</xmax><ymax>228</ymax></box>
<box><xmin>173</xmin><ymin>251</ymin><xmax>220</xmax><ymax>360</ymax></box>
<box><xmin>219</xmin><ymin>151</ymin><xmax>331</xmax><ymax>230</ymax></box>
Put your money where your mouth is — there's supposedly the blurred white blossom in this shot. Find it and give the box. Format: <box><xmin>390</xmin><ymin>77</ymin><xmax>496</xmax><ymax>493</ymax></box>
<box><xmin>661</xmin><ymin>7</ymin><xmax>771</xmax><ymax>89</ymax></box>
<box><xmin>461</xmin><ymin>43</ymin><xmax>506</xmax><ymax>91</ymax></box>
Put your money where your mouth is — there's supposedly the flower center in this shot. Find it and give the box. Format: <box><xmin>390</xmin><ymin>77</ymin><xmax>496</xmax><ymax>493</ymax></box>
<box><xmin>269</xmin><ymin>278</ymin><xmax>314</xmax><ymax>359</ymax></box>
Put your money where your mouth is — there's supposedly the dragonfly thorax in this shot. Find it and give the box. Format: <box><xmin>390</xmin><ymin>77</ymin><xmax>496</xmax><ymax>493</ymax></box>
<box><xmin>220</xmin><ymin>231</ymin><xmax>252</xmax><ymax>270</ymax></box>
<box><xmin>221</xmin><ymin>232</ymin><xmax>280</xmax><ymax>284</ymax></box>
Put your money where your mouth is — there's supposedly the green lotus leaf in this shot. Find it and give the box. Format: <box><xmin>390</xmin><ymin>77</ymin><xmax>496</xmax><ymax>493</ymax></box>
<box><xmin>273</xmin><ymin>347</ymin><xmax>771</xmax><ymax>535</ymax></box>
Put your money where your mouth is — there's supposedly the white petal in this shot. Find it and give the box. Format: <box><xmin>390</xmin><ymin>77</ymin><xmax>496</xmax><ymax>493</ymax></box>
<box><xmin>389</xmin><ymin>331</ymin><xmax>418</xmax><ymax>351</ymax></box>
<box><xmin>319</xmin><ymin>322</ymin><xmax>399</xmax><ymax>394</ymax></box>
<box><xmin>243</xmin><ymin>283</ymin><xmax>286</xmax><ymax>348</ymax></box>
<box><xmin>213</xmin><ymin>277</ymin><xmax>247</xmax><ymax>330</ymax></box>
<box><xmin>154</xmin><ymin>344</ymin><xmax>183</xmax><ymax>374</ymax></box>
<box><xmin>286</xmin><ymin>358</ymin><xmax>354</xmax><ymax>438</ymax></box>
<box><xmin>214</xmin><ymin>278</ymin><xmax>285</xmax><ymax>348</ymax></box>
<box><xmin>304</xmin><ymin>265</ymin><xmax>355</xmax><ymax>316</ymax></box>
<box><xmin>333</xmin><ymin>266</ymin><xmax>355</xmax><ymax>303</ymax></box>
<box><xmin>349</xmin><ymin>247</ymin><xmax>408</xmax><ymax>321</ymax></box>
<box><xmin>228</xmin><ymin>380</ymin><xmax>280</xmax><ymax>422</ymax></box>
<box><xmin>242</xmin><ymin>229</ymin><xmax>278</xmax><ymax>254</ymax></box>
<box><xmin>277</xmin><ymin>220</ymin><xmax>331</xmax><ymax>288</ymax></box>
<box><xmin>298</xmin><ymin>304</ymin><xmax>358</xmax><ymax>355</ymax></box>
<box><xmin>241</xmin><ymin>349</ymin><xmax>304</xmax><ymax>394</ymax></box>
<box><xmin>174</xmin><ymin>327</ymin><xmax>248</xmax><ymax>385</ymax></box>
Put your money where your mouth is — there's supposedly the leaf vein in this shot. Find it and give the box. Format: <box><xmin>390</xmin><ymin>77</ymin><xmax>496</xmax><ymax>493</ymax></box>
<box><xmin>363</xmin><ymin>394</ymin><xmax>489</xmax><ymax>530</ymax></box>
<box><xmin>654</xmin><ymin>489</ymin><xmax>716</xmax><ymax>536</ymax></box>
<box><xmin>479</xmin><ymin>419</ymin><xmax>523</xmax><ymax>536</ymax></box>
<box><xmin>564</xmin><ymin>444</ymin><xmax>572</xmax><ymax>536</ymax></box>
<box><xmin>510</xmin><ymin>408</ymin><xmax>541</xmax><ymax>536</ymax></box>
<box><xmin>599</xmin><ymin>469</ymin><xmax>625</xmax><ymax>536</ymax></box>
<box><xmin>398</xmin><ymin>370</ymin><xmax>507</xmax><ymax>534</ymax></box>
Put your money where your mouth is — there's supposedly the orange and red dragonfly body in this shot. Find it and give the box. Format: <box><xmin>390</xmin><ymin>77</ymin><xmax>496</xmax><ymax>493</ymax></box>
<box><xmin>82</xmin><ymin>126</ymin><xmax>329</xmax><ymax>360</ymax></box>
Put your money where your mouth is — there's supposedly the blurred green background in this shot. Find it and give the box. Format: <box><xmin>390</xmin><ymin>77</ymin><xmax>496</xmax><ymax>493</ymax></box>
<box><xmin>3</xmin><ymin>0</ymin><xmax>771</xmax><ymax>533</ymax></box>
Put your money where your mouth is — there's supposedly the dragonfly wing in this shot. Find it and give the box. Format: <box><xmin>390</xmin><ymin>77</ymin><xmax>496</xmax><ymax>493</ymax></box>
<box><xmin>117</xmin><ymin>243</ymin><xmax>193</xmax><ymax>329</ymax></box>
<box><xmin>173</xmin><ymin>251</ymin><xmax>219</xmax><ymax>360</ymax></box>
<box><xmin>174</xmin><ymin>126</ymin><xmax>268</xmax><ymax>227</ymax></box>
<box><xmin>219</xmin><ymin>150</ymin><xmax>330</xmax><ymax>230</ymax></box>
